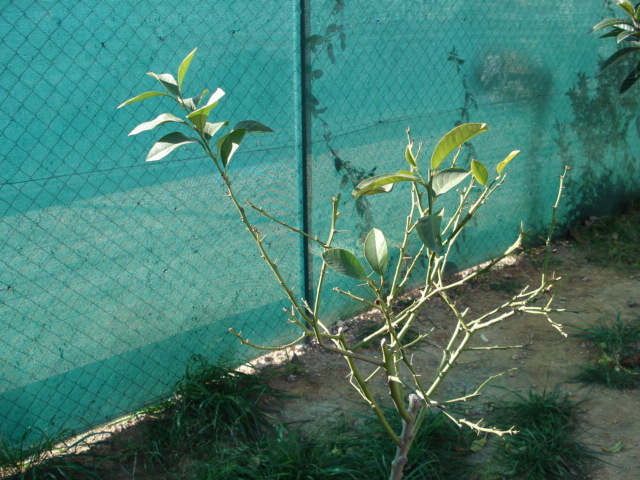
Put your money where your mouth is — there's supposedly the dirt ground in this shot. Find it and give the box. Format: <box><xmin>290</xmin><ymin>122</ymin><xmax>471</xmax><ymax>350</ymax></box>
<box><xmin>261</xmin><ymin>241</ymin><xmax>640</xmax><ymax>479</ymax></box>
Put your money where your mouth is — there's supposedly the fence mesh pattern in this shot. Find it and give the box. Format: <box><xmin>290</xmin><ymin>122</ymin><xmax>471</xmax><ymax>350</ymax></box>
<box><xmin>1</xmin><ymin>0</ymin><xmax>639</xmax><ymax>446</ymax></box>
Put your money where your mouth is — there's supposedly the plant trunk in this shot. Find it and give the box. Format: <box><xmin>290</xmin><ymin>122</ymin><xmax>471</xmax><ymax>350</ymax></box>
<box><xmin>389</xmin><ymin>393</ymin><xmax>423</xmax><ymax>480</ymax></box>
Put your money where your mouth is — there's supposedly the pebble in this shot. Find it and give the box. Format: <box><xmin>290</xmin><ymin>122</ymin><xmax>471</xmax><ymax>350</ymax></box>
<box><xmin>480</xmin><ymin>334</ymin><xmax>490</xmax><ymax>343</ymax></box>
<box><xmin>628</xmin><ymin>299</ymin><xmax>638</xmax><ymax>308</ymax></box>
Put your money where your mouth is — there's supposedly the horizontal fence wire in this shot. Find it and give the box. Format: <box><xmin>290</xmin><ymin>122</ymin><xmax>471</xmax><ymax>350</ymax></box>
<box><xmin>1</xmin><ymin>0</ymin><xmax>639</xmax><ymax>447</ymax></box>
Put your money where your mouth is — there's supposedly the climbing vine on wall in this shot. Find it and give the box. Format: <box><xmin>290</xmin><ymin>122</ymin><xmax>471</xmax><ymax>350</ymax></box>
<box><xmin>306</xmin><ymin>0</ymin><xmax>376</xmax><ymax>241</ymax></box>
<box><xmin>447</xmin><ymin>47</ymin><xmax>478</xmax><ymax>163</ymax></box>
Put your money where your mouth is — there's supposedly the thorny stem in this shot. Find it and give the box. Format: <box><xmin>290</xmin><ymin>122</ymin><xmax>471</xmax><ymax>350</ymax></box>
<box><xmin>127</xmin><ymin>64</ymin><xmax>572</xmax><ymax>480</ymax></box>
<box><xmin>339</xmin><ymin>335</ymin><xmax>400</xmax><ymax>445</ymax></box>
<box><xmin>390</xmin><ymin>394</ymin><xmax>422</xmax><ymax>480</ymax></box>
<box><xmin>388</xmin><ymin>183</ymin><xmax>420</xmax><ymax>302</ymax></box>
<box><xmin>542</xmin><ymin>165</ymin><xmax>569</xmax><ymax>284</ymax></box>
<box><xmin>197</xmin><ymin>132</ymin><xmax>314</xmax><ymax>330</ymax></box>
<box><xmin>307</xmin><ymin>196</ymin><xmax>342</xmax><ymax>341</ymax></box>
<box><xmin>195</xmin><ymin>121</ymin><xmax>564</xmax><ymax>480</ymax></box>
<box><xmin>246</xmin><ymin>198</ymin><xmax>328</xmax><ymax>248</ymax></box>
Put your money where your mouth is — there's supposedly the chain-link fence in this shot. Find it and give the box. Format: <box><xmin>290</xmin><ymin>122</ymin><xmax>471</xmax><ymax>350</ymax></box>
<box><xmin>1</xmin><ymin>0</ymin><xmax>639</xmax><ymax>447</ymax></box>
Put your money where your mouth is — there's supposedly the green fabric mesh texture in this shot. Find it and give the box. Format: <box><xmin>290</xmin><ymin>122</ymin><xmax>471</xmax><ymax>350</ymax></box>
<box><xmin>1</xmin><ymin>0</ymin><xmax>639</xmax><ymax>446</ymax></box>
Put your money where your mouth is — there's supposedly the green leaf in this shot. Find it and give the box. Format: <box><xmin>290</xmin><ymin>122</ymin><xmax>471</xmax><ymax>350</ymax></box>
<box><xmin>470</xmin><ymin>437</ymin><xmax>487</xmax><ymax>452</ymax></box>
<box><xmin>322</xmin><ymin>248</ymin><xmax>368</xmax><ymax>280</ymax></box>
<box><xmin>217</xmin><ymin>129</ymin><xmax>247</xmax><ymax>168</ymax></box>
<box><xmin>117</xmin><ymin>91</ymin><xmax>174</xmax><ymax>109</ymax></box>
<box><xmin>186</xmin><ymin>88</ymin><xmax>226</xmax><ymax>131</ymax></box>
<box><xmin>405</xmin><ymin>142</ymin><xmax>417</xmax><ymax>167</ymax></box>
<box><xmin>601</xmin><ymin>46</ymin><xmax>640</xmax><ymax>71</ymax></box>
<box><xmin>611</xmin><ymin>22</ymin><xmax>638</xmax><ymax>33</ymax></box>
<box><xmin>183</xmin><ymin>89</ymin><xmax>210</xmax><ymax>111</ymax></box>
<box><xmin>617</xmin><ymin>29</ymin><xmax>637</xmax><ymax>43</ymax></box>
<box><xmin>431</xmin><ymin>123</ymin><xmax>488</xmax><ymax>170</ymax></box>
<box><xmin>178</xmin><ymin>48</ymin><xmax>197</xmax><ymax>91</ymax></box>
<box><xmin>616</xmin><ymin>0</ymin><xmax>635</xmax><ymax>18</ymax></box>
<box><xmin>592</xmin><ymin>17</ymin><xmax>630</xmax><ymax>33</ymax></box>
<box><xmin>471</xmin><ymin>160</ymin><xmax>488</xmax><ymax>186</ymax></box>
<box><xmin>203</xmin><ymin>121</ymin><xmax>228</xmax><ymax>140</ymax></box>
<box><xmin>146</xmin><ymin>132</ymin><xmax>201</xmax><ymax>162</ymax></box>
<box><xmin>353</xmin><ymin>172</ymin><xmax>420</xmax><ymax>197</ymax></box>
<box><xmin>128</xmin><ymin>113</ymin><xmax>187</xmax><ymax>136</ymax></box>
<box><xmin>146</xmin><ymin>72</ymin><xmax>180</xmax><ymax>97</ymax></box>
<box><xmin>602</xmin><ymin>440</ymin><xmax>623</xmax><ymax>453</ymax></box>
<box><xmin>496</xmin><ymin>150</ymin><xmax>520</xmax><ymax>175</ymax></box>
<box><xmin>357</xmin><ymin>184</ymin><xmax>395</xmax><ymax>196</ymax></box>
<box><xmin>600</xmin><ymin>29</ymin><xmax>625</xmax><ymax>39</ymax></box>
<box><xmin>416</xmin><ymin>215</ymin><xmax>443</xmax><ymax>254</ymax></box>
<box><xmin>364</xmin><ymin>228</ymin><xmax>388</xmax><ymax>276</ymax></box>
<box><xmin>620</xmin><ymin>60</ymin><xmax>640</xmax><ymax>93</ymax></box>
<box><xmin>233</xmin><ymin>120</ymin><xmax>274</xmax><ymax>133</ymax></box>
<box><xmin>431</xmin><ymin>168</ymin><xmax>470</xmax><ymax>196</ymax></box>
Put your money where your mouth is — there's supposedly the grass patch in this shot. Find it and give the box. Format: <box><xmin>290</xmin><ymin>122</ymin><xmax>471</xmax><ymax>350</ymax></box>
<box><xmin>2</xmin><ymin>355</ymin><xmax>286</xmax><ymax>479</ymax></box>
<box><xmin>0</xmin><ymin>430</ymin><xmax>103</xmax><ymax>480</ymax></box>
<box><xmin>570</xmin><ymin>203</ymin><xmax>640</xmax><ymax>270</ymax></box>
<box><xmin>194</xmin><ymin>407</ymin><xmax>477</xmax><ymax>480</ymax></box>
<box><xmin>121</xmin><ymin>354</ymin><xmax>285</xmax><ymax>475</ymax></box>
<box><xmin>572</xmin><ymin>313</ymin><xmax>640</xmax><ymax>389</ymax></box>
<box><xmin>145</xmin><ymin>354</ymin><xmax>281</xmax><ymax>442</ymax></box>
<box><xmin>194</xmin><ymin>426</ymin><xmax>366</xmax><ymax>480</ymax></box>
<box><xmin>2</xmin><ymin>355</ymin><xmax>602</xmax><ymax>480</ymax></box>
<box><xmin>489</xmin><ymin>279</ymin><xmax>522</xmax><ymax>294</ymax></box>
<box><xmin>3</xmin><ymin>402</ymin><xmax>478</xmax><ymax>479</ymax></box>
<box><xmin>488</xmin><ymin>389</ymin><xmax>597</xmax><ymax>480</ymax></box>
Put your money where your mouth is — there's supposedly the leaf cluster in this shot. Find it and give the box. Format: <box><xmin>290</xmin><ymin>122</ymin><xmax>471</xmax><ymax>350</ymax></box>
<box><xmin>592</xmin><ymin>0</ymin><xmax>640</xmax><ymax>93</ymax></box>
<box><xmin>490</xmin><ymin>389</ymin><xmax>597</xmax><ymax>480</ymax></box>
<box><xmin>321</xmin><ymin>123</ymin><xmax>519</xmax><ymax>281</ymax></box>
<box><xmin>119</xmin><ymin>48</ymin><xmax>272</xmax><ymax>168</ymax></box>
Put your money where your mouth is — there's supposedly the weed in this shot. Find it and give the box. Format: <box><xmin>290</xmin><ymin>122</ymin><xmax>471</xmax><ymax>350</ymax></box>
<box><xmin>145</xmin><ymin>354</ymin><xmax>280</xmax><ymax>444</ymax></box>
<box><xmin>572</xmin><ymin>313</ymin><xmax>640</xmax><ymax>389</ymax></box>
<box><xmin>88</xmin><ymin>355</ymin><xmax>288</xmax><ymax>477</ymax></box>
<box><xmin>192</xmin><ymin>425</ymin><xmax>365</xmax><ymax>480</ymax></box>
<box><xmin>193</xmin><ymin>408</ymin><xmax>476</xmax><ymax>480</ymax></box>
<box><xmin>576</xmin><ymin>362</ymin><xmax>640</xmax><ymax>389</ymax></box>
<box><xmin>489</xmin><ymin>280</ymin><xmax>522</xmax><ymax>295</ymax></box>
<box><xmin>489</xmin><ymin>389</ymin><xmax>597</xmax><ymax>479</ymax></box>
<box><xmin>570</xmin><ymin>204</ymin><xmax>640</xmax><ymax>270</ymax></box>
<box><xmin>256</xmin><ymin>427</ymin><xmax>364</xmax><ymax>480</ymax></box>
<box><xmin>0</xmin><ymin>430</ymin><xmax>102</xmax><ymax>480</ymax></box>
